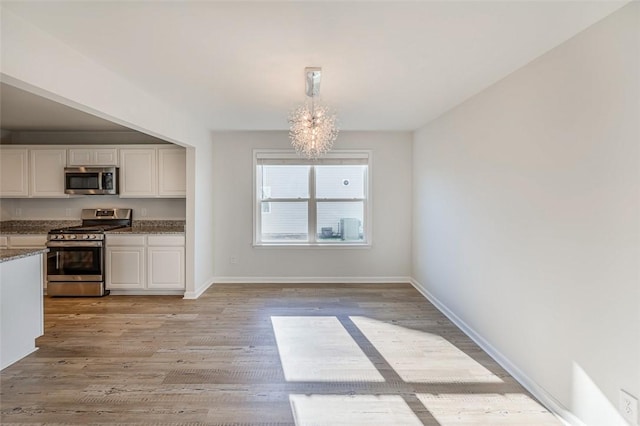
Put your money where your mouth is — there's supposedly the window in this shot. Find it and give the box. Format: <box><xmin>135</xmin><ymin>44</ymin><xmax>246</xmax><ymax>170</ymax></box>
<box><xmin>254</xmin><ymin>150</ymin><xmax>371</xmax><ymax>246</ymax></box>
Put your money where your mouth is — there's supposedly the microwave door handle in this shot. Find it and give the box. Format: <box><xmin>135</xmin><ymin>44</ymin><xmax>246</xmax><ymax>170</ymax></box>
<box><xmin>98</xmin><ymin>172</ymin><xmax>104</xmax><ymax>190</ymax></box>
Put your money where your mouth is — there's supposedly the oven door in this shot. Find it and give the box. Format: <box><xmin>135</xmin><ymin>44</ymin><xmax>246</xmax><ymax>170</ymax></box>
<box><xmin>46</xmin><ymin>241</ymin><xmax>103</xmax><ymax>282</ymax></box>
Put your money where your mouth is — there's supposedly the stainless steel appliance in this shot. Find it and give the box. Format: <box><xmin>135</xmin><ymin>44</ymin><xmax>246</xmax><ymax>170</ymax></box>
<box><xmin>64</xmin><ymin>166</ymin><xmax>118</xmax><ymax>195</ymax></box>
<box><xmin>46</xmin><ymin>208</ymin><xmax>132</xmax><ymax>297</ymax></box>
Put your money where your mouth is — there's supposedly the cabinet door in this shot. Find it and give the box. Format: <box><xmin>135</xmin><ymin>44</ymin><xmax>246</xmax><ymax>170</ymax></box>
<box><xmin>119</xmin><ymin>149</ymin><xmax>157</xmax><ymax>197</ymax></box>
<box><xmin>158</xmin><ymin>148</ymin><xmax>186</xmax><ymax>198</ymax></box>
<box><xmin>94</xmin><ymin>149</ymin><xmax>118</xmax><ymax>166</ymax></box>
<box><xmin>147</xmin><ymin>246</ymin><xmax>184</xmax><ymax>289</ymax></box>
<box><xmin>0</xmin><ymin>148</ymin><xmax>29</xmax><ymax>197</ymax></box>
<box><xmin>67</xmin><ymin>149</ymin><xmax>93</xmax><ymax>165</ymax></box>
<box><xmin>8</xmin><ymin>235</ymin><xmax>48</xmax><ymax>248</ymax></box>
<box><xmin>106</xmin><ymin>246</ymin><xmax>146</xmax><ymax>290</ymax></box>
<box><xmin>68</xmin><ymin>148</ymin><xmax>118</xmax><ymax>166</ymax></box>
<box><xmin>30</xmin><ymin>149</ymin><xmax>68</xmax><ymax>198</ymax></box>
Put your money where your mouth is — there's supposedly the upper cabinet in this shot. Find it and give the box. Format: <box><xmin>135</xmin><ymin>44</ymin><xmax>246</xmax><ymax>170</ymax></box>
<box><xmin>68</xmin><ymin>148</ymin><xmax>118</xmax><ymax>166</ymax></box>
<box><xmin>0</xmin><ymin>148</ymin><xmax>29</xmax><ymax>197</ymax></box>
<box><xmin>0</xmin><ymin>147</ymin><xmax>68</xmax><ymax>198</ymax></box>
<box><xmin>158</xmin><ymin>148</ymin><xmax>186</xmax><ymax>198</ymax></box>
<box><xmin>1</xmin><ymin>144</ymin><xmax>185</xmax><ymax>199</ymax></box>
<box><xmin>30</xmin><ymin>149</ymin><xmax>67</xmax><ymax>197</ymax></box>
<box><xmin>120</xmin><ymin>148</ymin><xmax>157</xmax><ymax>197</ymax></box>
<box><xmin>120</xmin><ymin>147</ymin><xmax>186</xmax><ymax>198</ymax></box>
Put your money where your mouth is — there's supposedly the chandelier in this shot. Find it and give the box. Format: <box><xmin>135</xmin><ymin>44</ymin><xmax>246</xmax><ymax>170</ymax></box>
<box><xmin>288</xmin><ymin>67</ymin><xmax>339</xmax><ymax>159</ymax></box>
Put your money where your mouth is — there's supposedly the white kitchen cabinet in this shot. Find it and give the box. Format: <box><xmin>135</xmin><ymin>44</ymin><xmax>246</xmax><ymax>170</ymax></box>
<box><xmin>5</xmin><ymin>235</ymin><xmax>48</xmax><ymax>291</ymax></box>
<box><xmin>157</xmin><ymin>148</ymin><xmax>186</xmax><ymax>197</ymax></box>
<box><xmin>7</xmin><ymin>235</ymin><xmax>48</xmax><ymax>248</ymax></box>
<box><xmin>119</xmin><ymin>148</ymin><xmax>157</xmax><ymax>197</ymax></box>
<box><xmin>106</xmin><ymin>235</ymin><xmax>146</xmax><ymax>290</ymax></box>
<box><xmin>68</xmin><ymin>148</ymin><xmax>118</xmax><ymax>166</ymax></box>
<box><xmin>106</xmin><ymin>234</ymin><xmax>185</xmax><ymax>292</ymax></box>
<box><xmin>29</xmin><ymin>149</ymin><xmax>68</xmax><ymax>198</ymax></box>
<box><xmin>1</xmin><ymin>253</ymin><xmax>44</xmax><ymax>370</ymax></box>
<box><xmin>0</xmin><ymin>148</ymin><xmax>29</xmax><ymax>197</ymax></box>
<box><xmin>147</xmin><ymin>235</ymin><xmax>185</xmax><ymax>290</ymax></box>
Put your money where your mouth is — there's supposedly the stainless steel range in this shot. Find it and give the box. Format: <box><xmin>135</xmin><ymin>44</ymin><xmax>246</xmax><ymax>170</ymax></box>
<box><xmin>46</xmin><ymin>208</ymin><xmax>132</xmax><ymax>297</ymax></box>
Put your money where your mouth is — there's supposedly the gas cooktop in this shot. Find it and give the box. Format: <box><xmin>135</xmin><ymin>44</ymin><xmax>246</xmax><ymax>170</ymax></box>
<box><xmin>49</xmin><ymin>224</ymin><xmax>127</xmax><ymax>234</ymax></box>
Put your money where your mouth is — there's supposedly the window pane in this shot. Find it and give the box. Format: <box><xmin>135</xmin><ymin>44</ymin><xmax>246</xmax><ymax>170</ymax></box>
<box><xmin>317</xmin><ymin>201</ymin><xmax>364</xmax><ymax>241</ymax></box>
<box><xmin>316</xmin><ymin>165</ymin><xmax>366</xmax><ymax>199</ymax></box>
<box><xmin>261</xmin><ymin>201</ymin><xmax>308</xmax><ymax>242</ymax></box>
<box><xmin>261</xmin><ymin>165</ymin><xmax>310</xmax><ymax>199</ymax></box>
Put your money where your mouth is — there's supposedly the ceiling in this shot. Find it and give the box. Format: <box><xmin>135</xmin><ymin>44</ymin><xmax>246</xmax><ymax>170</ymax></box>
<box><xmin>0</xmin><ymin>83</ymin><xmax>132</xmax><ymax>131</ymax></box>
<box><xmin>0</xmin><ymin>1</ymin><xmax>628</xmax><ymax>132</ymax></box>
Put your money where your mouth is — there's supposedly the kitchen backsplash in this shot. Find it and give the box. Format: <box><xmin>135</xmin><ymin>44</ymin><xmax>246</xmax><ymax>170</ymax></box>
<box><xmin>0</xmin><ymin>197</ymin><xmax>186</xmax><ymax>221</ymax></box>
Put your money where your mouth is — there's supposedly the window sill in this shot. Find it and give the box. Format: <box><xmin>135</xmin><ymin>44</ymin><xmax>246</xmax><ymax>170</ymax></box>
<box><xmin>253</xmin><ymin>242</ymin><xmax>371</xmax><ymax>249</ymax></box>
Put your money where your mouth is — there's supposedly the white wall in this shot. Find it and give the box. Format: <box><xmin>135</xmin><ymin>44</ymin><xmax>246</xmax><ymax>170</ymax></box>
<box><xmin>412</xmin><ymin>3</ymin><xmax>639</xmax><ymax>425</ymax></box>
<box><xmin>212</xmin><ymin>131</ymin><xmax>412</xmax><ymax>281</ymax></box>
<box><xmin>2</xmin><ymin>197</ymin><xmax>185</xmax><ymax>221</ymax></box>
<box><xmin>0</xmin><ymin>9</ymin><xmax>215</xmax><ymax>296</ymax></box>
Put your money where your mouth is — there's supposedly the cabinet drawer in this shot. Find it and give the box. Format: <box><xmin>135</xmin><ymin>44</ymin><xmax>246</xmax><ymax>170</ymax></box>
<box><xmin>148</xmin><ymin>235</ymin><xmax>184</xmax><ymax>246</ymax></box>
<box><xmin>0</xmin><ymin>236</ymin><xmax>7</xmax><ymax>248</ymax></box>
<box><xmin>9</xmin><ymin>235</ymin><xmax>47</xmax><ymax>247</ymax></box>
<box><xmin>106</xmin><ymin>235</ymin><xmax>146</xmax><ymax>246</ymax></box>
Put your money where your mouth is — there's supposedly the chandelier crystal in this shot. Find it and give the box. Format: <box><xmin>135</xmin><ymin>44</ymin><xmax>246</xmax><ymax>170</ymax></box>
<box><xmin>288</xmin><ymin>67</ymin><xmax>339</xmax><ymax>159</ymax></box>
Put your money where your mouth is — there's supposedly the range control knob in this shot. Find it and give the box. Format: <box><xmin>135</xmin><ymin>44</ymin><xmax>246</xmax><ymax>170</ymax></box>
<box><xmin>82</xmin><ymin>235</ymin><xmax>89</xmax><ymax>240</ymax></box>
<box><xmin>69</xmin><ymin>235</ymin><xmax>77</xmax><ymax>240</ymax></box>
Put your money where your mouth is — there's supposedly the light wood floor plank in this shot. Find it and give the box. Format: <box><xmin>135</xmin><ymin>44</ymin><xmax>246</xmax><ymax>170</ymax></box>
<box><xmin>0</xmin><ymin>283</ymin><xmax>561</xmax><ymax>425</ymax></box>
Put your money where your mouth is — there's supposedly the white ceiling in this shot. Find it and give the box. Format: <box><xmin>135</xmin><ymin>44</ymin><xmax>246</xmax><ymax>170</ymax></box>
<box><xmin>0</xmin><ymin>83</ymin><xmax>132</xmax><ymax>131</ymax></box>
<box><xmin>1</xmin><ymin>1</ymin><xmax>628</xmax><ymax>131</ymax></box>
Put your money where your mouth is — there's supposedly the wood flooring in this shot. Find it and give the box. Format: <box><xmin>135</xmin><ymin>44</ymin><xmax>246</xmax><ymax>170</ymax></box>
<box><xmin>0</xmin><ymin>283</ymin><xmax>561</xmax><ymax>425</ymax></box>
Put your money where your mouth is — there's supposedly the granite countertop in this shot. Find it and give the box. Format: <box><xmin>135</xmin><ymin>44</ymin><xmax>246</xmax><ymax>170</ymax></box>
<box><xmin>106</xmin><ymin>225</ymin><xmax>185</xmax><ymax>235</ymax></box>
<box><xmin>0</xmin><ymin>220</ymin><xmax>79</xmax><ymax>235</ymax></box>
<box><xmin>0</xmin><ymin>248</ymin><xmax>49</xmax><ymax>263</ymax></box>
<box><xmin>0</xmin><ymin>220</ymin><xmax>185</xmax><ymax>235</ymax></box>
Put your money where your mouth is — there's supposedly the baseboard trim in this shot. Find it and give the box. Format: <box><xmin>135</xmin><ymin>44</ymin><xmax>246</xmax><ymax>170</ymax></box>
<box><xmin>212</xmin><ymin>276</ymin><xmax>413</xmax><ymax>284</ymax></box>
<box><xmin>409</xmin><ymin>278</ymin><xmax>584</xmax><ymax>426</ymax></box>
<box><xmin>183</xmin><ymin>277</ymin><xmax>215</xmax><ymax>299</ymax></box>
<box><xmin>109</xmin><ymin>290</ymin><xmax>184</xmax><ymax>296</ymax></box>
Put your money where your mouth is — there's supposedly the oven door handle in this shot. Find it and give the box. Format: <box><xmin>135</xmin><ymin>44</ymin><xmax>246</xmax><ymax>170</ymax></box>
<box><xmin>47</xmin><ymin>241</ymin><xmax>103</xmax><ymax>248</ymax></box>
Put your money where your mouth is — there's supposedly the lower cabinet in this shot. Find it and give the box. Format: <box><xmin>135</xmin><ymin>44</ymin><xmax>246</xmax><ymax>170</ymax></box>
<box><xmin>4</xmin><ymin>235</ymin><xmax>48</xmax><ymax>291</ymax></box>
<box><xmin>106</xmin><ymin>245</ymin><xmax>146</xmax><ymax>290</ymax></box>
<box><xmin>106</xmin><ymin>234</ymin><xmax>184</xmax><ymax>292</ymax></box>
<box><xmin>6</xmin><ymin>235</ymin><xmax>48</xmax><ymax>249</ymax></box>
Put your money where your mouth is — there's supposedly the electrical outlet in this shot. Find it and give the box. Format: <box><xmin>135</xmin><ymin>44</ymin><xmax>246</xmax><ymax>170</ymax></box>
<box><xmin>229</xmin><ymin>256</ymin><xmax>238</xmax><ymax>265</ymax></box>
<box><xmin>65</xmin><ymin>208</ymin><xmax>72</xmax><ymax>217</ymax></box>
<box><xmin>141</xmin><ymin>208</ymin><xmax>148</xmax><ymax>217</ymax></box>
<box><xmin>620</xmin><ymin>389</ymin><xmax>638</xmax><ymax>425</ymax></box>
<box><xmin>14</xmin><ymin>208</ymin><xmax>22</xmax><ymax>217</ymax></box>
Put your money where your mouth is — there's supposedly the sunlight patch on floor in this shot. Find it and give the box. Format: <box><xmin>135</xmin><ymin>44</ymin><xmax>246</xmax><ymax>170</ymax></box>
<box><xmin>350</xmin><ymin>316</ymin><xmax>503</xmax><ymax>383</ymax></box>
<box><xmin>271</xmin><ymin>316</ymin><xmax>384</xmax><ymax>382</ymax></box>
<box><xmin>416</xmin><ymin>393</ymin><xmax>562</xmax><ymax>425</ymax></box>
<box><xmin>290</xmin><ymin>394</ymin><xmax>423</xmax><ymax>426</ymax></box>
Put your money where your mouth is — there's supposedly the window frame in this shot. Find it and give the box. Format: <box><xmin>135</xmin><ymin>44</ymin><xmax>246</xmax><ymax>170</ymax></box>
<box><xmin>253</xmin><ymin>149</ymin><xmax>372</xmax><ymax>247</ymax></box>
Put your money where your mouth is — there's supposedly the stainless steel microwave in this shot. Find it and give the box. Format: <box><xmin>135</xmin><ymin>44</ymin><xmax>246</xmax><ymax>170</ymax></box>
<box><xmin>64</xmin><ymin>167</ymin><xmax>118</xmax><ymax>195</ymax></box>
